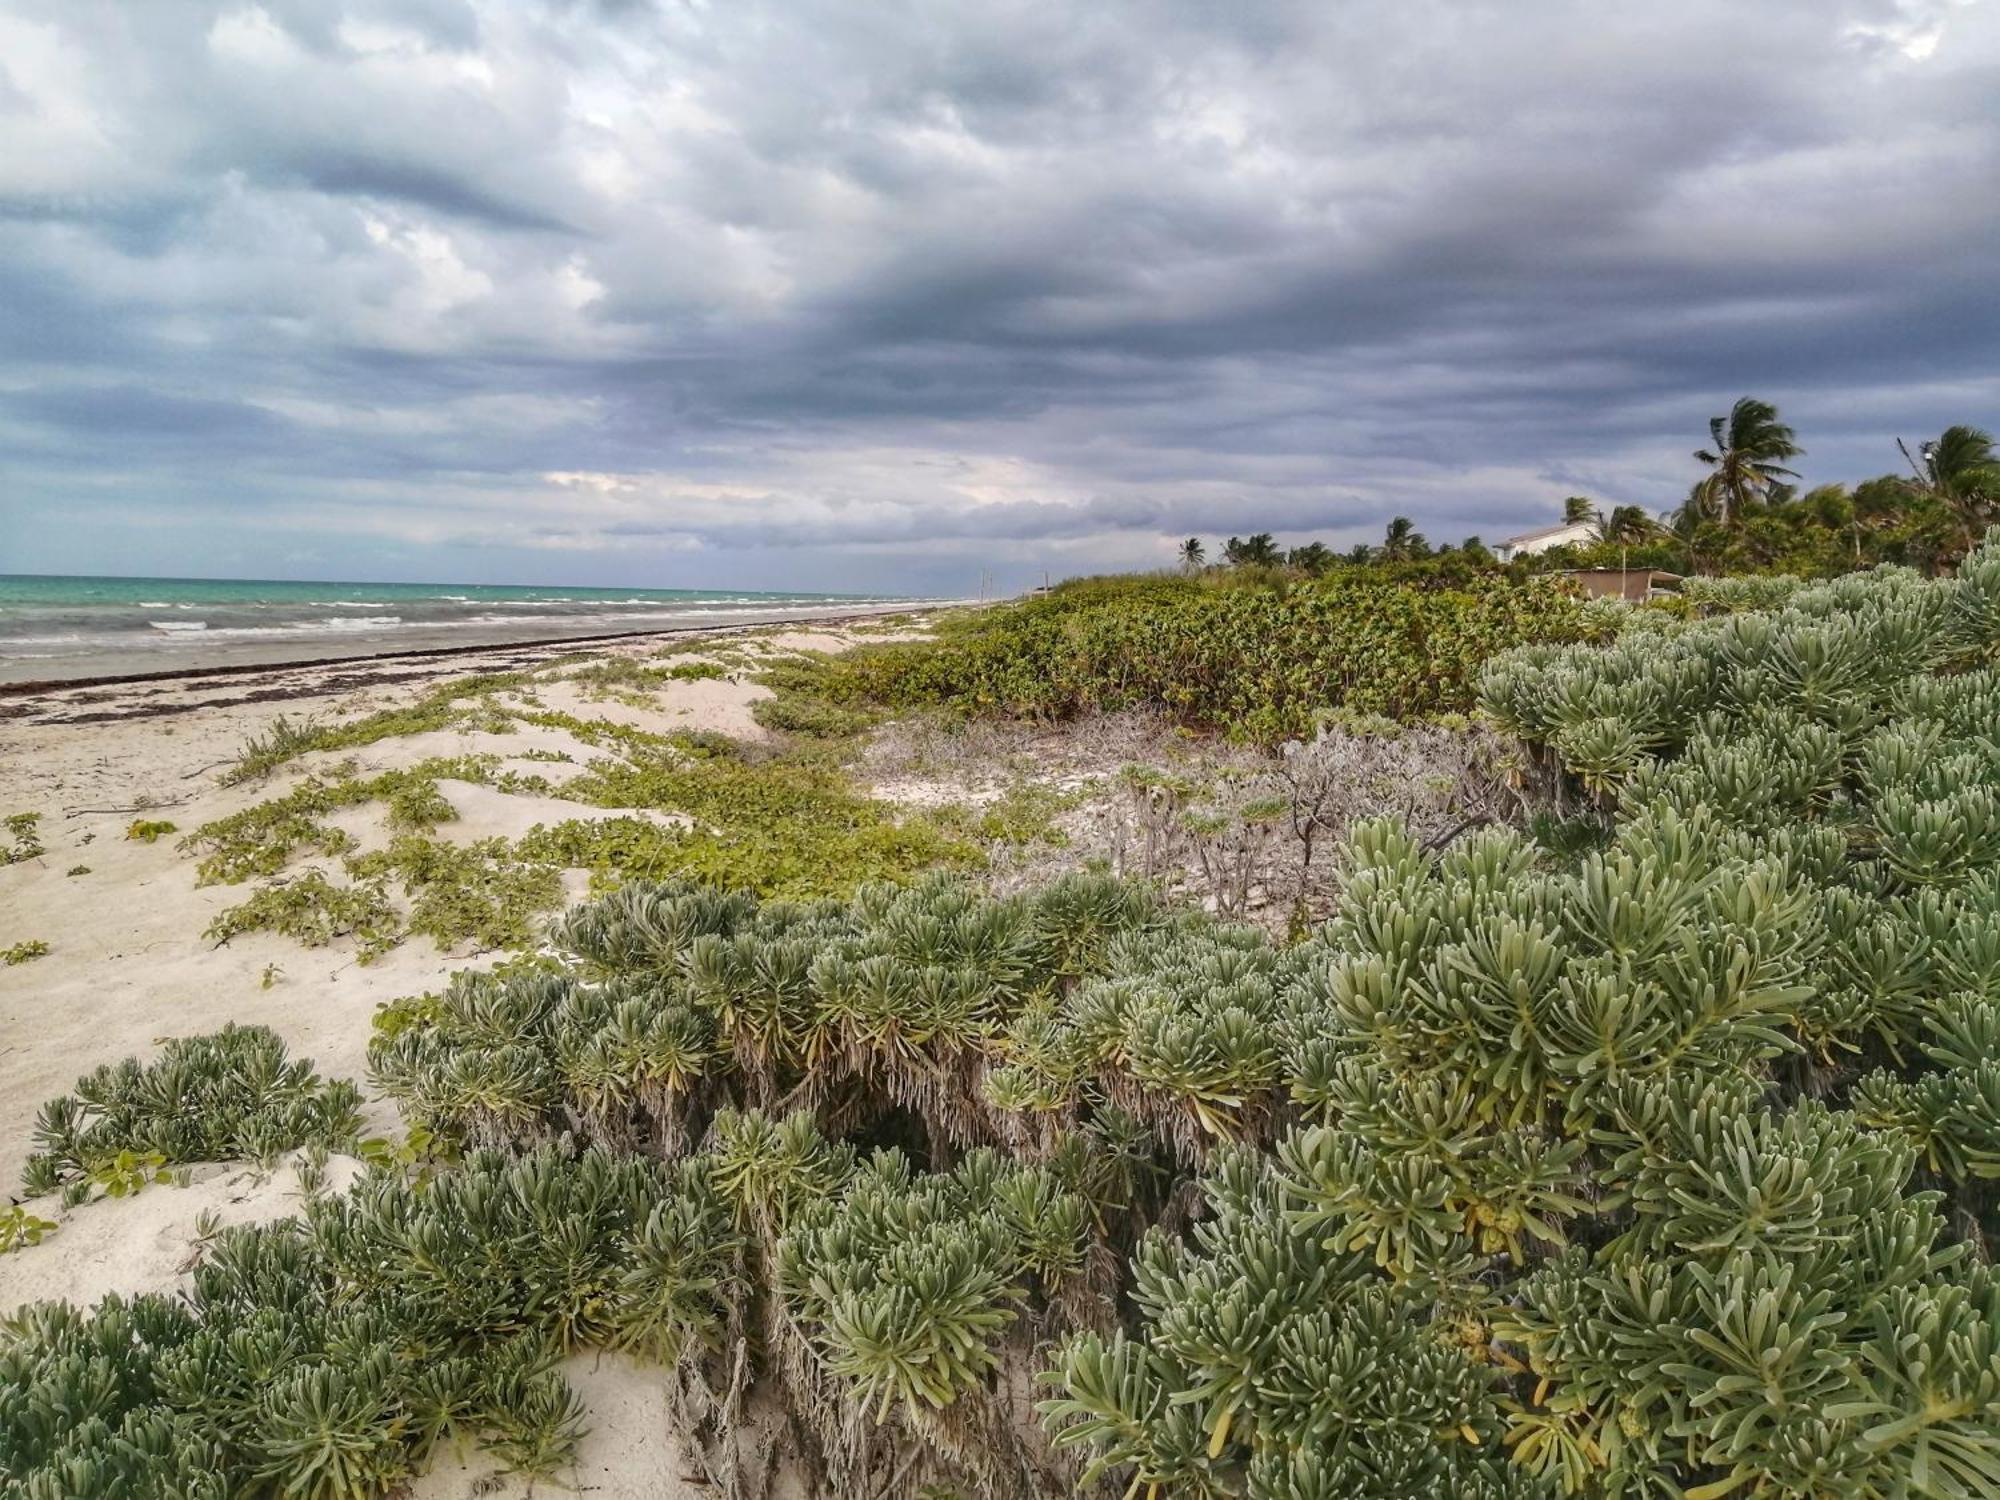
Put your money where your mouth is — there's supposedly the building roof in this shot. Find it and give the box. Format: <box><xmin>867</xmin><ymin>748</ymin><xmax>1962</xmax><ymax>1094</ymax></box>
<box><xmin>1499</xmin><ymin>520</ymin><xmax>1599</xmax><ymax>548</ymax></box>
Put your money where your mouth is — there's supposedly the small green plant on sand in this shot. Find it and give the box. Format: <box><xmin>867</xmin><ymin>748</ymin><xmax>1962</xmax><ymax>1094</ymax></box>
<box><xmin>124</xmin><ymin>819</ymin><xmax>177</xmax><ymax>843</ymax></box>
<box><xmin>64</xmin><ymin>864</ymin><xmax>89</xmax><ymax>877</ymax></box>
<box><xmin>220</xmin><ymin>712</ymin><xmax>325</xmax><ymax>783</ymax></box>
<box><xmin>88</xmin><ymin>1149</ymin><xmax>174</xmax><ymax>1199</ymax></box>
<box><xmin>3</xmin><ymin>940</ymin><xmax>51</xmax><ymax>966</ymax></box>
<box><xmin>0</xmin><ymin>1205</ymin><xmax>58</xmax><ymax>1253</ymax></box>
<box><xmin>183</xmin><ymin>757</ymin><xmax>483</xmax><ymax>884</ymax></box>
<box><xmin>347</xmin><ymin>836</ymin><xmax>565</xmax><ymax>952</ymax></box>
<box><xmin>220</xmin><ymin>672</ymin><xmax>544</xmax><ymax>783</ymax></box>
<box><xmin>1</xmin><ymin>811</ymin><xmax>45</xmax><ymax>865</ymax></box>
<box><xmin>203</xmin><ymin>872</ymin><xmax>401</xmax><ymax>960</ymax></box>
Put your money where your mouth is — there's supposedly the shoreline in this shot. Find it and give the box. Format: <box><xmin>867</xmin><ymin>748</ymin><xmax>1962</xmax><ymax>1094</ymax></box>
<box><xmin>0</xmin><ymin>600</ymin><xmax>957</xmax><ymax>699</ymax></box>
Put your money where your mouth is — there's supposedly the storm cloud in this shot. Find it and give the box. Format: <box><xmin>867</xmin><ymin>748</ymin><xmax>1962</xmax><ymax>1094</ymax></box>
<box><xmin>3</xmin><ymin>0</ymin><xmax>1997</xmax><ymax>592</ymax></box>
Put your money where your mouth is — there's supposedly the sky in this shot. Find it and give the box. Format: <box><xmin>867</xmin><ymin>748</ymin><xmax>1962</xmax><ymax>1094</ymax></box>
<box><xmin>2</xmin><ymin>0</ymin><xmax>1997</xmax><ymax>596</ymax></box>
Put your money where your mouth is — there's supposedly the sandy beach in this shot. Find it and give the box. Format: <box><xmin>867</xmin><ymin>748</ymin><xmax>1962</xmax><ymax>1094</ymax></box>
<box><xmin>0</xmin><ymin>616</ymin><xmax>932</xmax><ymax>1498</ymax></box>
<box><xmin>0</xmin><ymin>615</ymin><xmax>931</xmax><ymax>1174</ymax></box>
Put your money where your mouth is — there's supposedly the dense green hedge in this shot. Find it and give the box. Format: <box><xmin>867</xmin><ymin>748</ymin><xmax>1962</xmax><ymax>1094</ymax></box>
<box><xmin>819</xmin><ymin>570</ymin><xmax>1600</xmax><ymax>740</ymax></box>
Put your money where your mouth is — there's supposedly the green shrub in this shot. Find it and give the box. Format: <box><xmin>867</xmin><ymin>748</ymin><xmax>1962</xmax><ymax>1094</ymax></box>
<box><xmin>347</xmin><ymin>836</ymin><xmax>565</xmax><ymax>953</ymax></box>
<box><xmin>21</xmin><ymin>1025</ymin><xmax>363</xmax><ymax>1197</ymax></box>
<box><xmin>799</xmin><ymin>569</ymin><xmax>1596</xmax><ymax>742</ymax></box>
<box><xmin>204</xmin><ymin>872</ymin><xmax>401</xmax><ymax>960</ymax></box>
<box><xmin>124</xmin><ymin>819</ymin><xmax>177</xmax><ymax>843</ymax></box>
<box><xmin>361</xmin><ymin>543</ymin><xmax>2000</xmax><ymax>1498</ymax></box>
<box><xmin>665</xmin><ymin>660</ymin><xmax>726</xmax><ymax>682</ymax></box>
<box><xmin>0</xmin><ymin>1146</ymin><xmax>737</xmax><ymax>1498</ymax></box>
<box><xmin>1</xmin><ymin>939</ymin><xmax>49</xmax><ymax>966</ymax></box>
<box><xmin>749</xmin><ymin>690</ymin><xmax>876</xmax><ymax>739</ymax></box>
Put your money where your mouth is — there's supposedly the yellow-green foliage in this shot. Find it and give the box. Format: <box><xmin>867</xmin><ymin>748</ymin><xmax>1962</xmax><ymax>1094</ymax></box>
<box><xmin>801</xmin><ymin>570</ymin><xmax>1598</xmax><ymax>741</ymax></box>
<box><xmin>124</xmin><ymin>819</ymin><xmax>177</xmax><ymax>843</ymax></box>
<box><xmin>3</xmin><ymin>940</ymin><xmax>51</xmax><ymax>966</ymax></box>
<box><xmin>0</xmin><ymin>1205</ymin><xmax>57</xmax><ymax>1253</ymax></box>
<box><xmin>349</xmin><ymin>836</ymin><xmax>565</xmax><ymax>952</ymax></box>
<box><xmin>544</xmin><ymin>746</ymin><xmax>979</xmax><ymax>895</ymax></box>
<box><xmin>196</xmin><ymin>728</ymin><xmax>977</xmax><ymax>960</ymax></box>
<box><xmin>221</xmin><ymin>672</ymin><xmax>543</xmax><ymax>783</ymax></box>
<box><xmin>971</xmin><ymin>782</ymin><xmax>1081</xmax><ymax>847</ymax></box>
<box><xmin>1</xmin><ymin>811</ymin><xmax>45</xmax><ymax>866</ymax></box>
<box><xmin>203</xmin><ymin>872</ymin><xmax>400</xmax><ymax>959</ymax></box>
<box><xmin>183</xmin><ymin>757</ymin><xmax>491</xmax><ymax>884</ymax></box>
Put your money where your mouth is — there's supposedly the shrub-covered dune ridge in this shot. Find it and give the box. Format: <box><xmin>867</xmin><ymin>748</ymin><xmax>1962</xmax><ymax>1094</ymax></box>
<box><xmin>6</xmin><ymin>538</ymin><xmax>2000</xmax><ymax>1499</ymax></box>
<box><xmin>811</xmin><ymin>568</ymin><xmax>1600</xmax><ymax>741</ymax></box>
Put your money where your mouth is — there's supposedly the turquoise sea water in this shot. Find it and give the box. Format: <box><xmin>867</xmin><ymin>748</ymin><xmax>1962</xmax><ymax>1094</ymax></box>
<box><xmin>0</xmin><ymin>574</ymin><xmax>922</xmax><ymax>680</ymax></box>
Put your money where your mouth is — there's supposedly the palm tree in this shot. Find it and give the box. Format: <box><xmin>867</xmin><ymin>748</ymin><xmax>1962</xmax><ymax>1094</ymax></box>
<box><xmin>1600</xmin><ymin>505</ymin><xmax>1656</xmax><ymax>547</ymax></box>
<box><xmin>1378</xmin><ymin>517</ymin><xmax>1428</xmax><ymax>562</ymax></box>
<box><xmin>1179</xmin><ymin>538</ymin><xmax>1205</xmax><ymax>573</ymax></box>
<box><xmin>1286</xmin><ymin>542</ymin><xmax>1334</xmax><ymax>576</ymax></box>
<box><xmin>1563</xmin><ymin>496</ymin><xmax>1602</xmax><ymax>528</ymax></box>
<box><xmin>1900</xmin><ymin>425</ymin><xmax>2000</xmax><ymax>554</ymax></box>
<box><xmin>1223</xmin><ymin>533</ymin><xmax>1281</xmax><ymax>568</ymax></box>
<box><xmin>1688</xmin><ymin>397</ymin><xmax>1803</xmax><ymax>526</ymax></box>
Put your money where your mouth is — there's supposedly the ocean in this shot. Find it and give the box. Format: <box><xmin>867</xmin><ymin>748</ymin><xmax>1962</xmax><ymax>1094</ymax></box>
<box><xmin>0</xmin><ymin>574</ymin><xmax>930</xmax><ymax>685</ymax></box>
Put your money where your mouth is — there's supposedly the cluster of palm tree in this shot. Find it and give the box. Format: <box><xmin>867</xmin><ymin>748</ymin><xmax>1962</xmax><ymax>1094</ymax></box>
<box><xmin>1663</xmin><ymin>400</ymin><xmax>2000</xmax><ymax>572</ymax></box>
<box><xmin>1182</xmin><ymin>400</ymin><xmax>1999</xmax><ymax>582</ymax></box>
<box><xmin>1189</xmin><ymin>517</ymin><xmax>1439</xmax><ymax>576</ymax></box>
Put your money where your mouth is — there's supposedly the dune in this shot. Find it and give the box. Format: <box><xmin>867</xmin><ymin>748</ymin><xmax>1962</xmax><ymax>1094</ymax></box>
<box><xmin>0</xmin><ymin>621</ymin><xmax>919</xmax><ymax>1496</ymax></box>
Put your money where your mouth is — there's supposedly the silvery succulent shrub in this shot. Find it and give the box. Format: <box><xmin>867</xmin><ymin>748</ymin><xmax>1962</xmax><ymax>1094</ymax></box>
<box><xmin>0</xmin><ymin>1145</ymin><xmax>736</xmax><ymax>1498</ymax></box>
<box><xmin>21</xmin><ymin>1024</ymin><xmax>363</xmax><ymax>1198</ymax></box>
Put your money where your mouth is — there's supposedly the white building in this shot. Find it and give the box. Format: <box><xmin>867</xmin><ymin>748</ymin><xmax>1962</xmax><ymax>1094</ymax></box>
<box><xmin>1494</xmin><ymin>519</ymin><xmax>1600</xmax><ymax>563</ymax></box>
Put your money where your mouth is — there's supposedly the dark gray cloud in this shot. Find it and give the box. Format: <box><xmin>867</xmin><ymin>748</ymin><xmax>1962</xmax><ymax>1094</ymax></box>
<box><xmin>1</xmin><ymin>0</ymin><xmax>1996</xmax><ymax>594</ymax></box>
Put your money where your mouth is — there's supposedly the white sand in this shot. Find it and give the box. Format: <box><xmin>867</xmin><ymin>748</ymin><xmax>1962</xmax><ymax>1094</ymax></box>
<box><xmin>408</xmin><ymin>1353</ymin><xmax>708</xmax><ymax>1500</ymax></box>
<box><xmin>0</xmin><ymin>1155</ymin><xmax>366</xmax><ymax>1319</ymax></box>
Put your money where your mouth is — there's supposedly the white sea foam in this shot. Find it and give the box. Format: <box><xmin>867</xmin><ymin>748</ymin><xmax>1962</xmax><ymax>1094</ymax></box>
<box><xmin>147</xmin><ymin>616</ymin><xmax>404</xmax><ymax>639</ymax></box>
